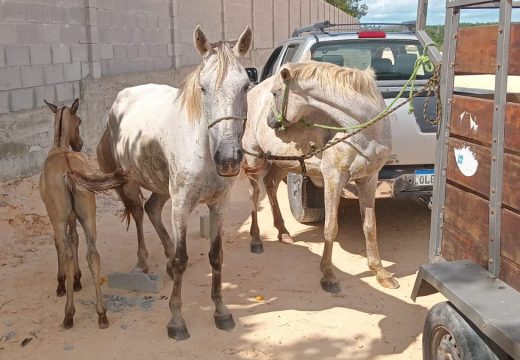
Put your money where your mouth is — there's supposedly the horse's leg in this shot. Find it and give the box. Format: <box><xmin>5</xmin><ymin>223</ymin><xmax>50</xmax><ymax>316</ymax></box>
<box><xmin>247</xmin><ymin>170</ymin><xmax>263</xmax><ymax>253</ymax></box>
<box><xmin>144</xmin><ymin>193</ymin><xmax>174</xmax><ymax>277</ymax></box>
<box><xmin>72</xmin><ymin>192</ymin><xmax>109</xmax><ymax>328</ymax></box>
<box><xmin>208</xmin><ymin>203</ymin><xmax>235</xmax><ymax>331</ymax></box>
<box><xmin>263</xmin><ymin>166</ymin><xmax>293</xmax><ymax>244</ymax></box>
<box><xmin>320</xmin><ymin>167</ymin><xmax>348</xmax><ymax>294</ymax></box>
<box><xmin>117</xmin><ymin>182</ymin><xmax>148</xmax><ymax>273</ymax></box>
<box><xmin>67</xmin><ymin>213</ymin><xmax>82</xmax><ymax>292</ymax></box>
<box><xmin>356</xmin><ymin>175</ymin><xmax>399</xmax><ymax>289</ymax></box>
<box><xmin>166</xmin><ymin>202</ymin><xmax>190</xmax><ymax>340</ymax></box>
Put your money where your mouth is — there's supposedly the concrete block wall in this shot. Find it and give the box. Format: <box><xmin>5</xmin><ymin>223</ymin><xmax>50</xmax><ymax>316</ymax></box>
<box><xmin>0</xmin><ymin>0</ymin><xmax>87</xmax><ymax>114</ymax></box>
<box><xmin>1</xmin><ymin>0</ymin><xmax>356</xmax><ymax>180</ymax></box>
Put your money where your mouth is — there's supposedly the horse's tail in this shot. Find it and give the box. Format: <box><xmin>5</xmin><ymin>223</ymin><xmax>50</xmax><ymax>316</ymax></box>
<box><xmin>66</xmin><ymin>168</ymin><xmax>130</xmax><ymax>194</ymax></box>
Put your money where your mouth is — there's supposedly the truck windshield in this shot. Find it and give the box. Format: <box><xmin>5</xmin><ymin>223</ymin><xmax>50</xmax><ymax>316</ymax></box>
<box><xmin>311</xmin><ymin>39</ymin><xmax>433</xmax><ymax>81</ymax></box>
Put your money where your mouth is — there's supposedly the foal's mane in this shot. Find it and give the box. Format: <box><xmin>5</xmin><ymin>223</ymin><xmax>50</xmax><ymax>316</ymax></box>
<box><xmin>286</xmin><ymin>61</ymin><xmax>383</xmax><ymax>106</ymax></box>
<box><xmin>178</xmin><ymin>41</ymin><xmax>239</xmax><ymax>121</ymax></box>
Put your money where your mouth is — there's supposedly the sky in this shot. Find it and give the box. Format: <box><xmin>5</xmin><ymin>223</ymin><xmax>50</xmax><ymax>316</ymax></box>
<box><xmin>359</xmin><ymin>0</ymin><xmax>508</xmax><ymax>25</ymax></box>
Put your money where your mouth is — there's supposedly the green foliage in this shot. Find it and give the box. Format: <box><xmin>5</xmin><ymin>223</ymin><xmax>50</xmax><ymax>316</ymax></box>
<box><xmin>324</xmin><ymin>0</ymin><xmax>368</xmax><ymax>19</ymax></box>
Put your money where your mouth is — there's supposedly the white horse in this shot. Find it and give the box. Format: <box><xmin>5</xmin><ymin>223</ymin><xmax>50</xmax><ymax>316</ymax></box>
<box><xmin>242</xmin><ymin>60</ymin><xmax>399</xmax><ymax>293</ymax></box>
<box><xmin>96</xmin><ymin>25</ymin><xmax>252</xmax><ymax>340</ymax></box>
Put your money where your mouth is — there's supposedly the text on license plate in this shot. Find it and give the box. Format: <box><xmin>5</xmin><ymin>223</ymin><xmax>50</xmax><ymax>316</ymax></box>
<box><xmin>414</xmin><ymin>169</ymin><xmax>434</xmax><ymax>186</ymax></box>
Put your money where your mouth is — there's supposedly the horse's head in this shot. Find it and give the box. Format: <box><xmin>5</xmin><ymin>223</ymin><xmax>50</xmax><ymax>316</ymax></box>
<box><xmin>192</xmin><ymin>25</ymin><xmax>252</xmax><ymax>177</ymax></box>
<box><xmin>45</xmin><ymin>98</ymin><xmax>83</xmax><ymax>151</ymax></box>
<box><xmin>267</xmin><ymin>64</ymin><xmax>308</xmax><ymax>130</ymax></box>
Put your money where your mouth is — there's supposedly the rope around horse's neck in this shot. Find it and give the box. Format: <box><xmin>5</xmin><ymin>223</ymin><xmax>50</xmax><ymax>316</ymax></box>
<box><xmin>243</xmin><ymin>43</ymin><xmax>441</xmax><ymax>175</ymax></box>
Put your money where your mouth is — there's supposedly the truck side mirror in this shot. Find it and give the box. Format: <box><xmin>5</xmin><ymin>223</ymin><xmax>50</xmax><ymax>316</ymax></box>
<box><xmin>245</xmin><ymin>67</ymin><xmax>258</xmax><ymax>84</ymax></box>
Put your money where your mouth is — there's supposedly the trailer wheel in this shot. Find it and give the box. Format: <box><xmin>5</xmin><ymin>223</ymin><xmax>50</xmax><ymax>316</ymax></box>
<box><xmin>287</xmin><ymin>173</ymin><xmax>325</xmax><ymax>223</ymax></box>
<box><xmin>423</xmin><ymin>302</ymin><xmax>499</xmax><ymax>360</ymax></box>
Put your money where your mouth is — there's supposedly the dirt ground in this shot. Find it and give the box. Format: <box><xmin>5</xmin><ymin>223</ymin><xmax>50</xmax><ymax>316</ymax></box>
<box><xmin>0</xmin><ymin>174</ymin><xmax>444</xmax><ymax>360</ymax></box>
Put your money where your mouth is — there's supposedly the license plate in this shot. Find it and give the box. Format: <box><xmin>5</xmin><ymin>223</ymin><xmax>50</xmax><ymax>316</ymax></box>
<box><xmin>414</xmin><ymin>169</ymin><xmax>435</xmax><ymax>186</ymax></box>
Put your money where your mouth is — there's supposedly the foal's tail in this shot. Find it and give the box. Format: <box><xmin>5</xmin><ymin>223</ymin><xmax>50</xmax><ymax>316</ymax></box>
<box><xmin>66</xmin><ymin>168</ymin><xmax>130</xmax><ymax>194</ymax></box>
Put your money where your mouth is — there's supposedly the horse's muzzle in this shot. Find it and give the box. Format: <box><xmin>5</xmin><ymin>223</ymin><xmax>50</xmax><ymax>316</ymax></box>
<box><xmin>267</xmin><ymin>116</ymin><xmax>283</xmax><ymax>130</ymax></box>
<box><xmin>214</xmin><ymin>149</ymin><xmax>243</xmax><ymax>177</ymax></box>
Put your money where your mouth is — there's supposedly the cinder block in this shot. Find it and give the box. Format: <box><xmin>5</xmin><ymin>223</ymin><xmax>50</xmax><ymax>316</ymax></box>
<box><xmin>60</xmin><ymin>25</ymin><xmax>80</xmax><ymax>44</ymax></box>
<box><xmin>0</xmin><ymin>46</ymin><xmax>5</xmax><ymax>67</ymax></box>
<box><xmin>16</xmin><ymin>23</ymin><xmax>41</xmax><ymax>44</ymax></box>
<box><xmin>114</xmin><ymin>44</ymin><xmax>126</xmax><ymax>59</ymax></box>
<box><xmin>63</xmin><ymin>62</ymin><xmax>81</xmax><ymax>81</ymax></box>
<box><xmin>1</xmin><ymin>1</ymin><xmax>26</xmax><ymax>22</ymax></box>
<box><xmin>136</xmin><ymin>14</ymin><xmax>147</xmax><ymax>28</ymax></box>
<box><xmin>34</xmin><ymin>85</ymin><xmax>56</xmax><ymax>107</ymax></box>
<box><xmin>26</xmin><ymin>3</ymin><xmax>48</xmax><ymax>23</ymax></box>
<box><xmin>126</xmin><ymin>44</ymin><xmax>138</xmax><ymax>59</ymax></box>
<box><xmin>6</xmin><ymin>46</ymin><xmax>30</xmax><ymax>67</ymax></box>
<box><xmin>10</xmin><ymin>88</ymin><xmax>34</xmax><ymax>112</ymax></box>
<box><xmin>21</xmin><ymin>65</ymin><xmax>44</xmax><ymax>87</ymax></box>
<box><xmin>97</xmin><ymin>9</ymin><xmax>112</xmax><ymax>27</ymax></box>
<box><xmin>30</xmin><ymin>45</ymin><xmax>51</xmax><ymax>65</ymax></box>
<box><xmin>0</xmin><ymin>91</ymin><xmax>9</xmax><ymax>114</ymax></box>
<box><xmin>41</xmin><ymin>24</ymin><xmax>61</xmax><ymax>44</ymax></box>
<box><xmin>0</xmin><ymin>23</ymin><xmax>18</xmax><ymax>44</ymax></box>
<box><xmin>154</xmin><ymin>57</ymin><xmax>172</xmax><ymax>70</ymax></box>
<box><xmin>68</xmin><ymin>7</ymin><xmax>86</xmax><ymax>25</ymax></box>
<box><xmin>138</xmin><ymin>44</ymin><xmax>148</xmax><ymax>58</ymax></box>
<box><xmin>71</xmin><ymin>44</ymin><xmax>88</xmax><ymax>62</ymax></box>
<box><xmin>100</xmin><ymin>44</ymin><xmax>114</xmax><ymax>60</ymax></box>
<box><xmin>51</xmin><ymin>45</ymin><xmax>70</xmax><ymax>64</ymax></box>
<box><xmin>107</xmin><ymin>270</ymin><xmax>163</xmax><ymax>293</ymax></box>
<box><xmin>0</xmin><ymin>68</ymin><xmax>21</xmax><ymax>91</ymax></box>
<box><xmin>125</xmin><ymin>13</ymin><xmax>136</xmax><ymax>28</ymax></box>
<box><xmin>72</xmin><ymin>81</ymin><xmax>81</xmax><ymax>99</ymax></box>
<box><xmin>56</xmin><ymin>82</ymin><xmax>74</xmax><ymax>102</ymax></box>
<box><xmin>44</xmin><ymin>64</ymin><xmax>64</xmax><ymax>84</ymax></box>
<box><xmin>81</xmin><ymin>61</ymin><xmax>90</xmax><ymax>77</ymax></box>
<box><xmin>49</xmin><ymin>5</ymin><xmax>67</xmax><ymax>24</ymax></box>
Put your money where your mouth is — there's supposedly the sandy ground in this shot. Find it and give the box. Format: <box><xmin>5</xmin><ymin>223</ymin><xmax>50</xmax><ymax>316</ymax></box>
<box><xmin>0</xmin><ymin>174</ymin><xmax>444</xmax><ymax>360</ymax></box>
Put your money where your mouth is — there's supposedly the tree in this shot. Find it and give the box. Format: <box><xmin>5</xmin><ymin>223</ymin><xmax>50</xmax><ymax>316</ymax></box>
<box><xmin>324</xmin><ymin>0</ymin><xmax>368</xmax><ymax>19</ymax></box>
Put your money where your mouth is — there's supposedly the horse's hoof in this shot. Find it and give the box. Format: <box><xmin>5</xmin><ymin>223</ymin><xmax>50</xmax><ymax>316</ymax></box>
<box><xmin>250</xmin><ymin>242</ymin><xmax>264</xmax><ymax>254</ymax></box>
<box><xmin>98</xmin><ymin>314</ymin><xmax>109</xmax><ymax>329</ymax></box>
<box><xmin>378</xmin><ymin>276</ymin><xmax>400</xmax><ymax>289</ymax></box>
<box><xmin>56</xmin><ymin>284</ymin><xmax>66</xmax><ymax>297</ymax></box>
<box><xmin>73</xmin><ymin>279</ymin><xmax>82</xmax><ymax>292</ymax></box>
<box><xmin>321</xmin><ymin>280</ymin><xmax>341</xmax><ymax>294</ymax></box>
<box><xmin>62</xmin><ymin>316</ymin><xmax>74</xmax><ymax>330</ymax></box>
<box><xmin>167</xmin><ymin>325</ymin><xmax>190</xmax><ymax>340</ymax></box>
<box><xmin>214</xmin><ymin>313</ymin><xmax>235</xmax><ymax>331</ymax></box>
<box><xmin>279</xmin><ymin>234</ymin><xmax>294</xmax><ymax>244</ymax></box>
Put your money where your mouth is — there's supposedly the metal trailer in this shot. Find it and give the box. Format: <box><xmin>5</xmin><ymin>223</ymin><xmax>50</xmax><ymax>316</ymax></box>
<box><xmin>412</xmin><ymin>0</ymin><xmax>520</xmax><ymax>359</ymax></box>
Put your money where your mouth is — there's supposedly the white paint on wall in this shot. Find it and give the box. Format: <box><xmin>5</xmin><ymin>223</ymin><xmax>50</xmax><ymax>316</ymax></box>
<box><xmin>454</xmin><ymin>146</ymin><xmax>479</xmax><ymax>177</ymax></box>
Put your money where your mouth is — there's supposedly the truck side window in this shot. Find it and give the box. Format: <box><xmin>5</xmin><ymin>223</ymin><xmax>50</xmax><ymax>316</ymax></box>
<box><xmin>260</xmin><ymin>46</ymin><xmax>283</xmax><ymax>81</ymax></box>
<box><xmin>280</xmin><ymin>44</ymin><xmax>300</xmax><ymax>65</ymax></box>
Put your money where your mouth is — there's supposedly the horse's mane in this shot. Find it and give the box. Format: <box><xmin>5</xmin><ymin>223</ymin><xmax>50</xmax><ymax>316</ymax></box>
<box><xmin>285</xmin><ymin>61</ymin><xmax>384</xmax><ymax>106</ymax></box>
<box><xmin>178</xmin><ymin>42</ymin><xmax>238</xmax><ymax>121</ymax></box>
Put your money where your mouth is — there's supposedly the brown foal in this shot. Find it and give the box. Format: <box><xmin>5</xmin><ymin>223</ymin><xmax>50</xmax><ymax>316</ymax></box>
<box><xmin>39</xmin><ymin>98</ymin><xmax>128</xmax><ymax>329</ymax></box>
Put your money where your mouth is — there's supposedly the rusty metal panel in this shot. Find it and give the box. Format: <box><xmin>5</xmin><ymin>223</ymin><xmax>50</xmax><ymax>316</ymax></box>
<box><xmin>455</xmin><ymin>24</ymin><xmax>520</xmax><ymax>75</ymax></box>
<box><xmin>501</xmin><ymin>208</ymin><xmax>520</xmax><ymax>266</ymax></box>
<box><xmin>502</xmin><ymin>153</ymin><xmax>520</xmax><ymax>210</ymax></box>
<box><xmin>505</xmin><ymin>103</ymin><xmax>520</xmax><ymax>153</ymax></box>
<box><xmin>444</xmin><ymin>184</ymin><xmax>489</xmax><ymax>241</ymax></box>
<box><xmin>442</xmin><ymin>223</ymin><xmax>489</xmax><ymax>267</ymax></box>
<box><xmin>450</xmin><ymin>95</ymin><xmax>493</xmax><ymax>145</ymax></box>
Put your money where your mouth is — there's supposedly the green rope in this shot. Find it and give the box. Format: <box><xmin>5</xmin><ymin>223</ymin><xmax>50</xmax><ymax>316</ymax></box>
<box><xmin>296</xmin><ymin>42</ymin><xmax>437</xmax><ymax>133</ymax></box>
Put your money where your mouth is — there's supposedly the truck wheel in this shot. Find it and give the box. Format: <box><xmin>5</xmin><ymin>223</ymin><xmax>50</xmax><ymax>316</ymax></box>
<box><xmin>287</xmin><ymin>173</ymin><xmax>325</xmax><ymax>223</ymax></box>
<box><xmin>423</xmin><ymin>302</ymin><xmax>499</xmax><ymax>360</ymax></box>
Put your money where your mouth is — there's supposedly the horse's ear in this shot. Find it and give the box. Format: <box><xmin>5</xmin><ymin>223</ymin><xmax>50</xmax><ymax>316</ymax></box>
<box><xmin>300</xmin><ymin>50</ymin><xmax>312</xmax><ymax>62</ymax></box>
<box><xmin>193</xmin><ymin>25</ymin><xmax>211</xmax><ymax>57</ymax></box>
<box><xmin>233</xmin><ymin>25</ymin><xmax>253</xmax><ymax>58</ymax></box>
<box><xmin>44</xmin><ymin>99</ymin><xmax>58</xmax><ymax>114</ymax></box>
<box><xmin>70</xmin><ymin>98</ymin><xmax>80</xmax><ymax>113</ymax></box>
<box><xmin>281</xmin><ymin>68</ymin><xmax>292</xmax><ymax>82</ymax></box>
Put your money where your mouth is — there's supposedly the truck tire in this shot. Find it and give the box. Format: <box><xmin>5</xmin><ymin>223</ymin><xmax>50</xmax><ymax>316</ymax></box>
<box><xmin>423</xmin><ymin>302</ymin><xmax>500</xmax><ymax>360</ymax></box>
<box><xmin>287</xmin><ymin>173</ymin><xmax>325</xmax><ymax>223</ymax></box>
